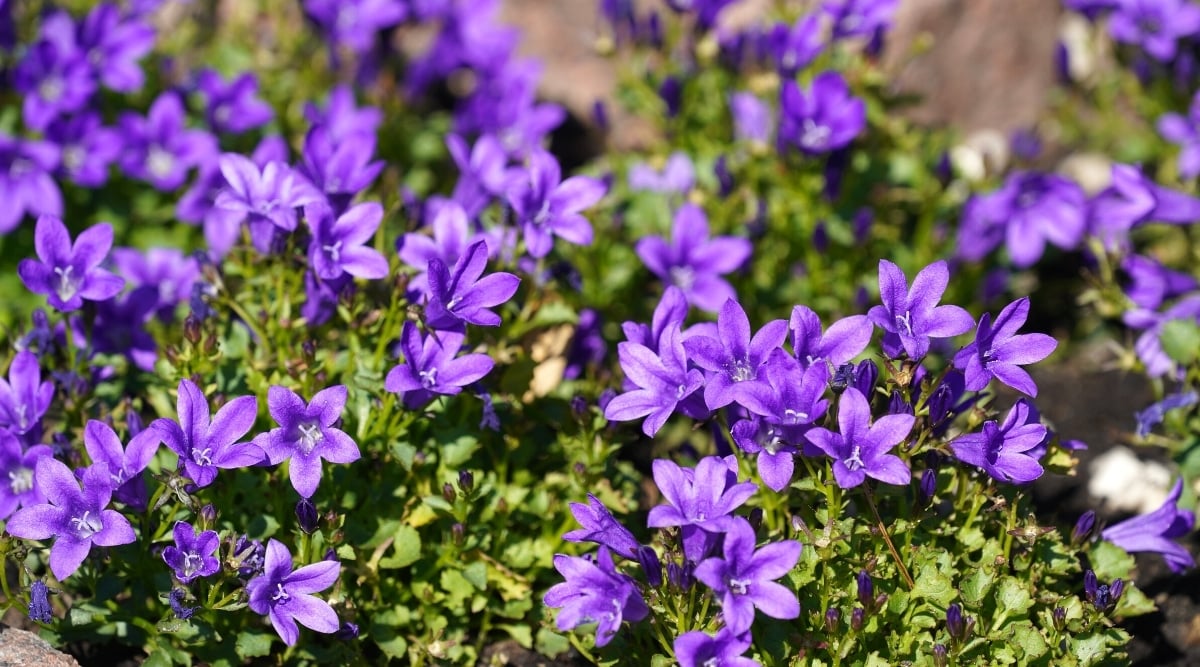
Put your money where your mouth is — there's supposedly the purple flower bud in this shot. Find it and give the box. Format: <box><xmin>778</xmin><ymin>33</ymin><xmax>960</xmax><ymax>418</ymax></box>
<box><xmin>850</xmin><ymin>606</ymin><xmax>865</xmax><ymax>631</ymax></box>
<box><xmin>637</xmin><ymin>546</ymin><xmax>663</xmax><ymax>587</ymax></box>
<box><xmin>1071</xmin><ymin>510</ymin><xmax>1096</xmax><ymax>546</ymax></box>
<box><xmin>918</xmin><ymin>468</ymin><xmax>938</xmax><ymax>506</ymax></box>
<box><xmin>853</xmin><ymin>359</ymin><xmax>879</xmax><ymax>397</ymax></box>
<box><xmin>659</xmin><ymin>77</ymin><xmax>682</xmax><ymax>118</ymax></box>
<box><xmin>1083</xmin><ymin>569</ymin><xmax>1099</xmax><ymax>601</ymax></box>
<box><xmin>857</xmin><ymin>571</ymin><xmax>874</xmax><ymax>609</ymax></box>
<box><xmin>935</xmin><ymin>151</ymin><xmax>953</xmax><ymax>186</ymax></box>
<box><xmin>452</xmin><ymin>522</ymin><xmax>466</xmax><ymax>546</ymax></box>
<box><xmin>442</xmin><ymin>483</ymin><xmax>456</xmax><ymax>503</ymax></box>
<box><xmin>335</xmin><ymin>621</ymin><xmax>360</xmax><ymax>640</ymax></box>
<box><xmin>824</xmin><ymin>607</ymin><xmax>841</xmax><ymax>632</ymax></box>
<box><xmin>324</xmin><ymin>548</ymin><xmax>338</xmax><ymax>561</ymax></box>
<box><xmin>888</xmin><ymin>390</ymin><xmax>914</xmax><ymax>416</ymax></box>
<box><xmin>458</xmin><ymin>470</ymin><xmax>475</xmax><ymax>495</ymax></box>
<box><xmin>1110</xmin><ymin>579</ymin><xmax>1125</xmax><ymax>605</ymax></box>
<box><xmin>199</xmin><ymin>503</ymin><xmax>217</xmax><ymax>527</ymax></box>
<box><xmin>853</xmin><ymin>208</ymin><xmax>873</xmax><ymax>243</ymax></box>
<box><xmin>715</xmin><ymin>155</ymin><xmax>734</xmax><ymax>198</ymax></box>
<box><xmin>592</xmin><ymin>100</ymin><xmax>610</xmax><ymax>132</ymax></box>
<box><xmin>571</xmin><ymin>395</ymin><xmax>589</xmax><ymax>419</ymax></box>
<box><xmin>813</xmin><ymin>221</ymin><xmax>829</xmax><ymax>253</ymax></box>
<box><xmin>667</xmin><ymin>559</ymin><xmax>694</xmax><ymax>591</ymax></box>
<box><xmin>598</xmin><ymin>389</ymin><xmax>618</xmax><ymax>412</ymax></box>
<box><xmin>296</xmin><ymin>498</ymin><xmax>319</xmax><ymax>534</ymax></box>
<box><xmin>946</xmin><ymin>603</ymin><xmax>968</xmax><ymax>642</ymax></box>
<box><xmin>27</xmin><ymin>580</ymin><xmax>51</xmax><ymax>623</ymax></box>
<box><xmin>933</xmin><ymin>644</ymin><xmax>949</xmax><ymax>667</ymax></box>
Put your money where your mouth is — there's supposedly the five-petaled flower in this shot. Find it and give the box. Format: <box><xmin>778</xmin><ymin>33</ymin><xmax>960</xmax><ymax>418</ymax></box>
<box><xmin>6</xmin><ymin>458</ymin><xmax>136</xmax><ymax>580</ymax></box>
<box><xmin>384</xmin><ymin>322</ymin><xmax>495</xmax><ymax>409</ymax></box>
<box><xmin>542</xmin><ymin>546</ymin><xmax>649</xmax><ymax>647</ymax></box>
<box><xmin>867</xmin><ymin>259</ymin><xmax>974</xmax><ymax>360</ymax></box>
<box><xmin>162</xmin><ymin>521</ymin><xmax>221</xmax><ymax>583</ymax></box>
<box><xmin>246</xmin><ymin>538</ymin><xmax>342</xmax><ymax>646</ymax></box>
<box><xmin>0</xmin><ymin>351</ymin><xmax>54</xmax><ymax>437</ymax></box>
<box><xmin>647</xmin><ymin>457</ymin><xmax>758</xmax><ymax>562</ymax></box>
<box><xmin>563</xmin><ymin>494</ymin><xmax>641</xmax><ymax>560</ymax></box>
<box><xmin>635</xmin><ymin>204</ymin><xmax>752</xmax><ymax>312</ymax></box>
<box><xmin>693</xmin><ymin>517</ymin><xmax>801</xmax><ymax>635</ymax></box>
<box><xmin>807</xmin><ymin>387</ymin><xmax>914</xmax><ymax>489</ymax></box>
<box><xmin>152</xmin><ymin>379</ymin><xmax>264</xmax><ymax>488</ymax></box>
<box><xmin>949</xmin><ymin>399</ymin><xmax>1047</xmax><ymax>484</ymax></box>
<box><xmin>506</xmin><ymin>148</ymin><xmax>606</xmax><ymax>258</ymax></box>
<box><xmin>953</xmin><ymin>297</ymin><xmax>1057</xmax><ymax>396</ymax></box>
<box><xmin>424</xmin><ymin>239</ymin><xmax>521</xmax><ymax>331</ymax></box>
<box><xmin>18</xmin><ymin>216</ymin><xmax>124</xmax><ymax>312</ymax></box>
<box><xmin>253</xmin><ymin>385</ymin><xmax>362</xmax><ymax>498</ymax></box>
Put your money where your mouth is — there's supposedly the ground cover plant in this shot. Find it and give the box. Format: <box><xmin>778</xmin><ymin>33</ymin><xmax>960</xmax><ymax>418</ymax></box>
<box><xmin>0</xmin><ymin>0</ymin><xmax>1195</xmax><ymax>665</ymax></box>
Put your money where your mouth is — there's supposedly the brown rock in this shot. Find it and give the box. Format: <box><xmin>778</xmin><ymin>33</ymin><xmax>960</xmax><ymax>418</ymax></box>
<box><xmin>0</xmin><ymin>624</ymin><xmax>78</xmax><ymax>667</ymax></box>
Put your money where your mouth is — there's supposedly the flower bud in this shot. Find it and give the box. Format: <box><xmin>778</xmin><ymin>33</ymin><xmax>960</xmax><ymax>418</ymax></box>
<box><xmin>667</xmin><ymin>560</ymin><xmax>694</xmax><ymax>591</ymax></box>
<box><xmin>637</xmin><ymin>546</ymin><xmax>663</xmax><ymax>587</ymax></box>
<box><xmin>856</xmin><ymin>570</ymin><xmax>874</xmax><ymax>609</ymax></box>
<box><xmin>1071</xmin><ymin>510</ymin><xmax>1096</xmax><ymax>547</ymax></box>
<box><xmin>452</xmin><ymin>522</ymin><xmax>466</xmax><ymax>546</ymax></box>
<box><xmin>850</xmin><ymin>606</ymin><xmax>865</xmax><ymax>632</ymax></box>
<box><xmin>824</xmin><ymin>608</ymin><xmax>841</xmax><ymax>633</ymax></box>
<box><xmin>748</xmin><ymin>507</ymin><xmax>764</xmax><ymax>533</ymax></box>
<box><xmin>335</xmin><ymin>621</ymin><xmax>360</xmax><ymax>640</ymax></box>
<box><xmin>183</xmin><ymin>314</ymin><xmax>201</xmax><ymax>345</ymax></box>
<box><xmin>933</xmin><ymin>644</ymin><xmax>949</xmax><ymax>667</ymax></box>
<box><xmin>714</xmin><ymin>156</ymin><xmax>734</xmax><ymax>198</ymax></box>
<box><xmin>918</xmin><ymin>468</ymin><xmax>938</xmax><ymax>506</ymax></box>
<box><xmin>888</xmin><ymin>390</ymin><xmax>914</xmax><ymax>416</ymax></box>
<box><xmin>946</xmin><ymin>603</ymin><xmax>970</xmax><ymax>643</ymax></box>
<box><xmin>1052</xmin><ymin>606</ymin><xmax>1067</xmax><ymax>631</ymax></box>
<box><xmin>659</xmin><ymin>76</ymin><xmax>682</xmax><ymax>118</ymax></box>
<box><xmin>852</xmin><ymin>359</ymin><xmax>879</xmax><ymax>396</ymax></box>
<box><xmin>199</xmin><ymin>503</ymin><xmax>217</xmax><ymax>529</ymax></box>
<box><xmin>442</xmin><ymin>483</ymin><xmax>456</xmax><ymax>504</ymax></box>
<box><xmin>570</xmin><ymin>395</ymin><xmax>589</xmax><ymax>420</ymax></box>
<box><xmin>813</xmin><ymin>221</ymin><xmax>829</xmax><ymax>254</ymax></box>
<box><xmin>592</xmin><ymin>100</ymin><xmax>610</xmax><ymax>132</ymax></box>
<box><xmin>296</xmin><ymin>498</ymin><xmax>319</xmax><ymax>534</ymax></box>
<box><xmin>457</xmin><ymin>470</ymin><xmax>475</xmax><ymax>495</ymax></box>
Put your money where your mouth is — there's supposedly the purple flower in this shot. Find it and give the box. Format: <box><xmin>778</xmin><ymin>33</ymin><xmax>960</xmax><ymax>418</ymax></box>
<box><xmin>195</xmin><ymin>68</ymin><xmax>274</xmax><ymax>134</ymax></box>
<box><xmin>807</xmin><ymin>387</ymin><xmax>914</xmax><ymax>489</ymax></box>
<box><xmin>1102</xmin><ymin>478</ymin><xmax>1195</xmax><ymax>572</ymax></box>
<box><xmin>950</xmin><ymin>399</ymin><xmax>1046</xmax><ymax>484</ymax></box>
<box><xmin>304</xmin><ymin>86</ymin><xmax>382</xmax><ymax>144</ymax></box>
<box><xmin>215</xmin><ymin>153</ymin><xmax>323</xmax><ymax>253</ymax></box>
<box><xmin>151</xmin><ymin>379</ymin><xmax>264</xmax><ymax>488</ymax></box>
<box><xmin>789</xmin><ymin>305</ymin><xmax>872</xmax><ymax>369</ymax></box>
<box><xmin>83</xmin><ymin>285</ymin><xmax>160</xmax><ymax>372</ymax></box>
<box><xmin>0</xmin><ymin>431</ymin><xmax>52</xmax><ymax>520</ymax></box>
<box><xmin>647</xmin><ymin>457</ymin><xmax>758</xmax><ymax>562</ymax></box>
<box><xmin>303</xmin><ymin>0</ymin><xmax>408</xmax><ymax>54</ymax></box>
<box><xmin>665</xmin><ymin>0</ymin><xmax>736</xmax><ymax>29</ymax></box>
<box><xmin>18</xmin><ymin>217</ymin><xmax>124</xmax><ymax>312</ymax></box>
<box><xmin>543</xmin><ymin>547</ymin><xmax>649</xmax><ymax>647</ymax></box>
<box><xmin>506</xmin><ymin>149</ymin><xmax>605</xmax><ymax>258</ymax></box>
<box><xmin>246</xmin><ymin>539</ymin><xmax>341</xmax><ymax>646</ymax></box>
<box><xmin>397</xmin><ymin>199</ymin><xmax>489</xmax><ymax>296</ymax></box>
<box><xmin>635</xmin><ymin>204</ymin><xmax>752</xmax><ymax>312</ymax></box>
<box><xmin>730</xmin><ymin>93</ymin><xmax>773</xmax><ymax>146</ymax></box>
<box><xmin>674</xmin><ymin>629</ymin><xmax>759</xmax><ymax>667</ymax></box>
<box><xmin>27</xmin><ymin>580</ymin><xmax>52</xmax><ymax>623</ymax></box>
<box><xmin>0</xmin><ymin>135</ymin><xmax>62</xmax><ymax>234</ymax></box>
<box><xmin>307</xmin><ymin>202</ymin><xmax>389</xmax><ymax>281</ymax></box>
<box><xmin>867</xmin><ymin>259</ymin><xmax>974</xmax><ymax>360</ymax></box>
<box><xmin>162</xmin><ymin>521</ymin><xmax>221</xmax><ymax>583</ymax></box>
<box><xmin>731</xmin><ymin>353</ymin><xmax>830</xmax><ymax>491</ymax></box>
<box><xmin>563</xmin><ymin>494</ymin><xmax>640</xmax><ymax>560</ymax></box>
<box><xmin>694</xmin><ymin>517</ymin><xmax>801</xmax><ymax>634</ymax></box>
<box><xmin>1089</xmin><ymin>164</ymin><xmax>1200</xmax><ymax>250</ymax></box>
<box><xmin>769</xmin><ymin>14</ymin><xmax>822</xmax><ymax>77</ymax></box>
<box><xmin>1135</xmin><ymin>390</ymin><xmax>1199</xmax><ymax>437</ymax></box>
<box><xmin>953</xmin><ymin>297</ymin><xmax>1056</xmax><ymax>396</ymax></box>
<box><xmin>0</xmin><ymin>351</ymin><xmax>53</xmax><ymax>438</ymax></box>
<box><xmin>1158</xmin><ymin>91</ymin><xmax>1200</xmax><ymax>179</ymax></box>
<box><xmin>78</xmin><ymin>2</ymin><xmax>156</xmax><ymax>93</ymax></box>
<box><xmin>384</xmin><ymin>322</ymin><xmax>495</xmax><ymax>409</ymax></box>
<box><xmin>6</xmin><ymin>459</ymin><xmax>136</xmax><ymax>580</ymax></box>
<box><xmin>446</xmin><ymin>134</ymin><xmax>509</xmax><ymax>217</ymax></box>
<box><xmin>299</xmin><ymin>127</ymin><xmax>384</xmax><ymax>208</ymax></box>
<box><xmin>604</xmin><ymin>324</ymin><xmax>705</xmax><ymax>437</ymax></box>
<box><xmin>779</xmin><ymin>72</ymin><xmax>866</xmax><ymax>155</ymax></box>
<box><xmin>823</xmin><ymin>0</ymin><xmax>899</xmax><ymax>40</ymax></box>
<box><xmin>83</xmin><ymin>419</ymin><xmax>161</xmax><ymax>510</ymax></box>
<box><xmin>111</xmin><ymin>247</ymin><xmax>200</xmax><ymax>321</ymax></box>
<box><xmin>424</xmin><ymin>240</ymin><xmax>520</xmax><ymax>331</ymax></box>
<box><xmin>1124</xmin><ymin>295</ymin><xmax>1200</xmax><ymax>377</ymax></box>
<box><xmin>254</xmin><ymin>385</ymin><xmax>361</xmax><ymax>498</ymax></box>
<box><xmin>957</xmin><ymin>172</ymin><xmax>1087</xmax><ymax>268</ymax></box>
<box><xmin>119</xmin><ymin>92</ymin><xmax>217</xmax><ymax>191</ymax></box>
<box><xmin>628</xmin><ymin>153</ymin><xmax>695</xmax><ymax>194</ymax></box>
<box><xmin>683</xmin><ymin>299</ymin><xmax>788</xmax><ymax>411</ymax></box>
<box><xmin>46</xmin><ymin>112</ymin><xmax>123</xmax><ymax>188</ymax></box>
<box><xmin>1109</xmin><ymin>0</ymin><xmax>1200</xmax><ymax>62</ymax></box>
<box><xmin>454</xmin><ymin>58</ymin><xmax>563</xmax><ymax>156</ymax></box>
<box><xmin>13</xmin><ymin>12</ymin><xmax>95</xmax><ymax>131</ymax></box>
<box><xmin>1122</xmin><ymin>254</ymin><xmax>1199</xmax><ymax>310</ymax></box>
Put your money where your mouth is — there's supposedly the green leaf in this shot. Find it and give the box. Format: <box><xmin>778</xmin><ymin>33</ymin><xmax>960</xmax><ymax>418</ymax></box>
<box><xmin>441</xmin><ymin>568</ymin><xmax>475</xmax><ymax>607</ymax></box>
<box><xmin>392</xmin><ymin>441</ymin><xmax>416</xmax><ymax>471</ymax></box>
<box><xmin>498</xmin><ymin>623</ymin><xmax>533</xmax><ymax>649</ymax></box>
<box><xmin>1115</xmin><ymin>583</ymin><xmax>1157</xmax><ymax>617</ymax></box>
<box><xmin>960</xmin><ymin>567</ymin><xmax>996</xmax><ymax>609</ymax></box>
<box><xmin>912</xmin><ymin>561</ymin><xmax>957</xmax><ymax>607</ymax></box>
<box><xmin>1088</xmin><ymin>540</ymin><xmax>1136</xmax><ymax>581</ymax></box>
<box><xmin>1070</xmin><ymin>632</ymin><xmax>1109</xmax><ymax>666</ymax></box>
<box><xmin>439</xmin><ymin>432</ymin><xmax>480</xmax><ymax>468</ymax></box>
<box><xmin>378</xmin><ymin>525</ymin><xmax>422</xmax><ymax>569</ymax></box>
<box><xmin>995</xmin><ymin>577</ymin><xmax>1033</xmax><ymax>615</ymax></box>
<box><xmin>1008</xmin><ymin>621</ymin><xmax>1048</xmax><ymax>660</ymax></box>
<box><xmin>462</xmin><ymin>560</ymin><xmax>487</xmax><ymax>590</ymax></box>
<box><xmin>235</xmin><ymin>631</ymin><xmax>273</xmax><ymax>659</ymax></box>
<box><xmin>1160</xmin><ymin>319</ymin><xmax>1200</xmax><ymax>365</ymax></box>
<box><xmin>535</xmin><ymin>629</ymin><xmax>571</xmax><ymax>658</ymax></box>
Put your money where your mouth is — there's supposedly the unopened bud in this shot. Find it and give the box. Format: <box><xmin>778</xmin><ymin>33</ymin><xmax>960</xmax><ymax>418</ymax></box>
<box><xmin>451</xmin><ymin>522</ymin><xmax>466</xmax><ymax>546</ymax></box>
<box><xmin>850</xmin><ymin>606</ymin><xmax>865</xmax><ymax>632</ymax></box>
<box><xmin>637</xmin><ymin>546</ymin><xmax>662</xmax><ymax>587</ymax></box>
<box><xmin>442</xmin><ymin>483</ymin><xmax>456</xmax><ymax>504</ymax></box>
<box><xmin>296</xmin><ymin>498</ymin><xmax>319</xmax><ymax>534</ymax></box>
<box><xmin>457</xmin><ymin>470</ymin><xmax>474</xmax><ymax>495</ymax></box>
<box><xmin>1071</xmin><ymin>510</ymin><xmax>1096</xmax><ymax>547</ymax></box>
<box><xmin>824</xmin><ymin>608</ymin><xmax>841</xmax><ymax>633</ymax></box>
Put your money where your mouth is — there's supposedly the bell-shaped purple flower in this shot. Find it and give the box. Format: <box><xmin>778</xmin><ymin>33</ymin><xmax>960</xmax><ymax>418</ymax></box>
<box><xmin>790</xmin><ymin>305</ymin><xmax>872</xmax><ymax>369</ymax></box>
<box><xmin>46</xmin><ymin>111</ymin><xmax>123</xmax><ymax>188</ymax></box>
<box><xmin>958</xmin><ymin>172</ymin><xmax>1087</xmax><ymax>268</ymax></box>
<box><xmin>953</xmin><ymin>297</ymin><xmax>1057</xmax><ymax>396</ymax></box>
<box><xmin>424</xmin><ymin>239</ymin><xmax>520</xmax><ymax>331</ymax></box>
<box><xmin>307</xmin><ymin>202</ymin><xmax>389</xmax><ymax>281</ymax></box>
<box><xmin>0</xmin><ymin>431</ymin><xmax>52</xmax><ymax>520</ymax></box>
<box><xmin>694</xmin><ymin>517</ymin><xmax>801</xmax><ymax>634</ymax></box>
<box><xmin>605</xmin><ymin>324</ymin><xmax>706</xmax><ymax>437</ymax></box>
<box><xmin>950</xmin><ymin>399</ymin><xmax>1046</xmax><ymax>484</ymax></box>
<box><xmin>253</xmin><ymin>385</ymin><xmax>361</xmax><ymax>498</ymax></box>
<box><xmin>0</xmin><ymin>135</ymin><xmax>62</xmax><ymax>234</ymax></box>
<box><xmin>563</xmin><ymin>494</ymin><xmax>640</xmax><ymax>560</ymax></box>
<box><xmin>162</xmin><ymin>521</ymin><xmax>221</xmax><ymax>583</ymax></box>
<box><xmin>1102</xmin><ymin>477</ymin><xmax>1195</xmax><ymax>572</ymax></box>
<box><xmin>506</xmin><ymin>149</ymin><xmax>605</xmax><ymax>258</ymax></box>
<box><xmin>683</xmin><ymin>299</ymin><xmax>788</xmax><ymax>412</ymax></box>
<box><xmin>13</xmin><ymin>12</ymin><xmax>95</xmax><ymax>131</ymax></box>
<box><xmin>0</xmin><ymin>352</ymin><xmax>53</xmax><ymax>438</ymax></box>
<box><xmin>119</xmin><ymin>92</ymin><xmax>217</xmax><ymax>191</ymax></box>
<box><xmin>195</xmin><ymin>68</ymin><xmax>274</xmax><ymax>134</ymax></box>
<box><xmin>384</xmin><ymin>322</ymin><xmax>495</xmax><ymax>409</ymax></box>
<box><xmin>636</xmin><ymin>204</ymin><xmax>752</xmax><ymax>312</ymax></box>
<box><xmin>18</xmin><ymin>217</ymin><xmax>124</xmax><ymax>312</ymax></box>
<box><xmin>83</xmin><ymin>420</ymin><xmax>161</xmax><ymax>510</ymax></box>
<box><xmin>6</xmin><ymin>459</ymin><xmax>136</xmax><ymax>580</ymax></box>
<box><xmin>647</xmin><ymin>456</ymin><xmax>758</xmax><ymax>562</ymax></box>
<box><xmin>1158</xmin><ymin>91</ymin><xmax>1200</xmax><ymax>179</ymax></box>
<box><xmin>807</xmin><ymin>387</ymin><xmax>914</xmax><ymax>489</ymax></box>
<box><xmin>674</xmin><ymin>629</ymin><xmax>758</xmax><ymax>667</ymax></box>
<box><xmin>214</xmin><ymin>153</ymin><xmax>324</xmax><ymax>253</ymax></box>
<box><xmin>867</xmin><ymin>259</ymin><xmax>974</xmax><ymax>359</ymax></box>
<box><xmin>151</xmin><ymin>379</ymin><xmax>264</xmax><ymax>488</ymax></box>
<box><xmin>543</xmin><ymin>547</ymin><xmax>649</xmax><ymax>647</ymax></box>
<box><xmin>246</xmin><ymin>539</ymin><xmax>341</xmax><ymax>646</ymax></box>
<box><xmin>779</xmin><ymin>72</ymin><xmax>866</xmax><ymax>155</ymax></box>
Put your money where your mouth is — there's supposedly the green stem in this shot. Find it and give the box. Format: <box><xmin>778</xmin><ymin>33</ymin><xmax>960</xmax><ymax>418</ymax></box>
<box><xmin>863</xmin><ymin>486</ymin><xmax>914</xmax><ymax>590</ymax></box>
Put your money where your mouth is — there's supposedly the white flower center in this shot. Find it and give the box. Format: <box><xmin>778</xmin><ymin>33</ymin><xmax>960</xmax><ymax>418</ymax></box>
<box><xmin>69</xmin><ymin>510</ymin><xmax>102</xmax><ymax>539</ymax></box>
<box><xmin>297</xmin><ymin>422</ymin><xmax>323</xmax><ymax>455</ymax></box>
<box><xmin>419</xmin><ymin>368</ymin><xmax>438</xmax><ymax>389</ymax></box>
<box><xmin>729</xmin><ymin>577</ymin><xmax>751</xmax><ymax>595</ymax></box>
<box><xmin>147</xmin><ymin>147</ymin><xmax>175</xmax><ymax>180</ymax></box>
<box><xmin>845</xmin><ymin>445</ymin><xmax>865</xmax><ymax>471</ymax></box>
<box><xmin>53</xmin><ymin>265</ymin><xmax>79</xmax><ymax>301</ymax></box>
<box><xmin>800</xmin><ymin>119</ymin><xmax>831</xmax><ymax>150</ymax></box>
<box><xmin>8</xmin><ymin>467</ymin><xmax>33</xmax><ymax>495</ymax></box>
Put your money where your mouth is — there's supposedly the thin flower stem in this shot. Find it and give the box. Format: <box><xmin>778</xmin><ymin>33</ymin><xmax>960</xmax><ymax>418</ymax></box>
<box><xmin>863</xmin><ymin>486</ymin><xmax>914</xmax><ymax>590</ymax></box>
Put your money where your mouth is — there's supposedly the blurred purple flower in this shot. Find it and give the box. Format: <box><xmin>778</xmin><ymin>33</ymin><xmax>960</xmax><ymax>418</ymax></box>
<box><xmin>0</xmin><ymin>431</ymin><xmax>52</xmax><ymax>521</ymax></box>
<box><xmin>1089</xmin><ymin>164</ymin><xmax>1200</xmax><ymax>250</ymax></box>
<box><xmin>0</xmin><ymin>135</ymin><xmax>62</xmax><ymax>234</ymax></box>
<box><xmin>18</xmin><ymin>217</ymin><xmax>123</xmax><ymax>312</ymax></box>
<box><xmin>13</xmin><ymin>12</ymin><xmax>95</xmax><ymax>131</ymax></box>
<box><xmin>0</xmin><ymin>352</ymin><xmax>53</xmax><ymax>438</ymax></box>
<box><xmin>46</xmin><ymin>112</ymin><xmax>122</xmax><ymax>188</ymax></box>
<box><xmin>823</xmin><ymin>0</ymin><xmax>898</xmax><ymax>40</ymax></box>
<box><xmin>214</xmin><ymin>153</ymin><xmax>323</xmax><ymax>253</ymax></box>
<box><xmin>730</xmin><ymin>92</ymin><xmax>772</xmax><ymax>146</ymax></box>
<box><xmin>78</xmin><ymin>2</ymin><xmax>156</xmax><ymax>93</ymax></box>
<box><xmin>195</xmin><ymin>68</ymin><xmax>274</xmax><ymax>134</ymax></box>
<box><xmin>1158</xmin><ymin>92</ymin><xmax>1200</xmax><ymax>178</ymax></box>
<box><xmin>779</xmin><ymin>71</ymin><xmax>866</xmax><ymax>155</ymax></box>
<box><xmin>111</xmin><ymin>247</ymin><xmax>200</xmax><ymax>321</ymax></box>
<box><xmin>1123</xmin><ymin>294</ymin><xmax>1200</xmax><ymax>377</ymax></box>
<box><xmin>1102</xmin><ymin>477</ymin><xmax>1195</xmax><ymax>572</ymax></box>
<box><xmin>506</xmin><ymin>149</ymin><xmax>605</xmax><ymax>258</ymax></box>
<box><xmin>1109</xmin><ymin>0</ymin><xmax>1200</xmax><ymax>62</ymax></box>
<box><xmin>304</xmin><ymin>85</ymin><xmax>382</xmax><ymax>143</ymax></box>
<box><xmin>299</xmin><ymin>126</ymin><xmax>384</xmax><ymax>210</ymax></box>
<box><xmin>119</xmin><ymin>92</ymin><xmax>217</xmax><ymax>191</ymax></box>
<box><xmin>635</xmin><ymin>204</ymin><xmax>751</xmax><ymax>312</ymax></box>
<box><xmin>628</xmin><ymin>153</ymin><xmax>695</xmax><ymax>193</ymax></box>
<box><xmin>82</xmin><ymin>285</ymin><xmax>160</xmax><ymax>372</ymax></box>
<box><xmin>1135</xmin><ymin>390</ymin><xmax>1199</xmax><ymax>437</ymax></box>
<box><xmin>957</xmin><ymin>172</ymin><xmax>1087</xmax><ymax>268</ymax></box>
<box><xmin>447</xmin><ymin>133</ymin><xmax>509</xmax><ymax>217</ymax></box>
<box><xmin>769</xmin><ymin>14</ymin><xmax>822</xmax><ymax>77</ymax></box>
<box><xmin>303</xmin><ymin>0</ymin><xmax>407</xmax><ymax>54</ymax></box>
